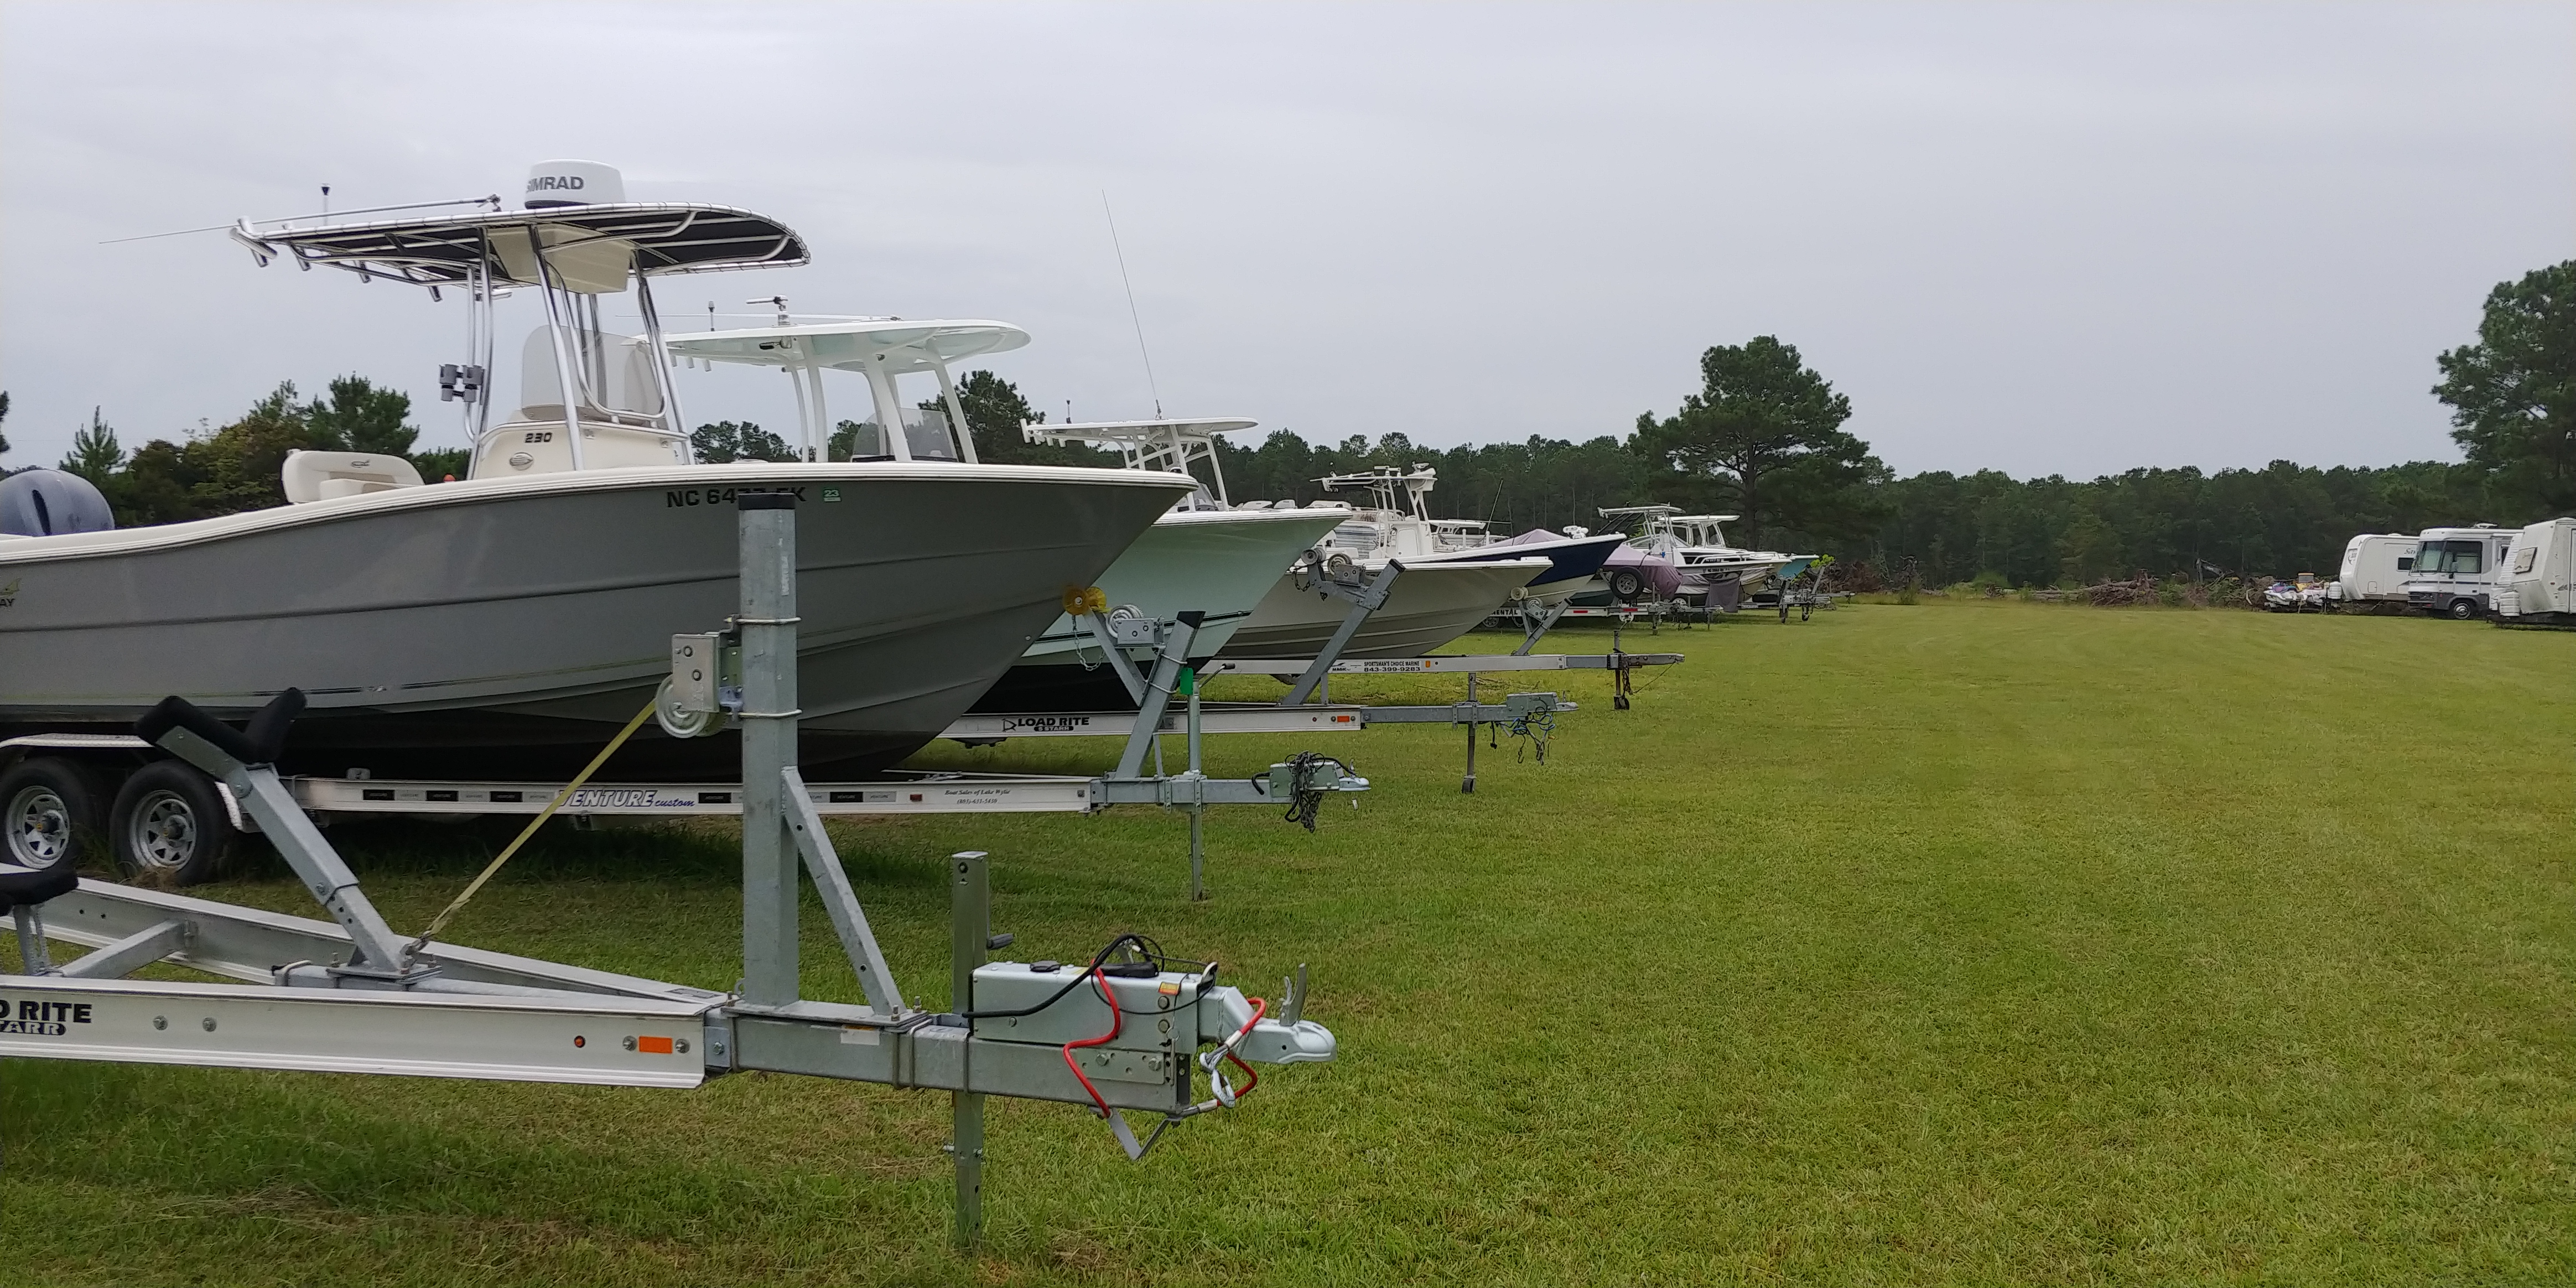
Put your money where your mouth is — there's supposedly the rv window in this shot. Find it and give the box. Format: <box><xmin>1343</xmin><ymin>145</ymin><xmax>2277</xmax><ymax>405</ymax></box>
<box><xmin>2411</xmin><ymin>546</ymin><xmax>2444</xmax><ymax>575</ymax></box>
<box><xmin>2396</xmin><ymin>556</ymin><xmax>2412</xmax><ymax>571</ymax></box>
<box><xmin>2514</xmin><ymin>547</ymin><xmax>2537</xmax><ymax>574</ymax></box>
<box><xmin>2447</xmin><ymin>541</ymin><xmax>2483</xmax><ymax>575</ymax></box>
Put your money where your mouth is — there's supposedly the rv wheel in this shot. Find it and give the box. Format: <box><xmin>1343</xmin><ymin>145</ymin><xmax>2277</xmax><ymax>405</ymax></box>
<box><xmin>1607</xmin><ymin>568</ymin><xmax>1646</xmax><ymax>602</ymax></box>
<box><xmin>110</xmin><ymin>760</ymin><xmax>238</xmax><ymax>886</ymax></box>
<box><xmin>0</xmin><ymin>757</ymin><xmax>106</xmax><ymax>871</ymax></box>
<box><xmin>2447</xmin><ymin>599</ymin><xmax>2478</xmax><ymax>621</ymax></box>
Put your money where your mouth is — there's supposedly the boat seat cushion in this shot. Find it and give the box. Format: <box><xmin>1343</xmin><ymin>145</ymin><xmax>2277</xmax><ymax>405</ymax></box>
<box><xmin>282</xmin><ymin>450</ymin><xmax>424</xmax><ymax>505</ymax></box>
<box><xmin>0</xmin><ymin>861</ymin><xmax>80</xmax><ymax>912</ymax></box>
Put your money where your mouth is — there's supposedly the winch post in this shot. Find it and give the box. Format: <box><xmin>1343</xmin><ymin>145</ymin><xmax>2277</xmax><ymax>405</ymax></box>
<box><xmin>1185</xmin><ymin>667</ymin><xmax>1207</xmax><ymax>901</ymax></box>
<box><xmin>949</xmin><ymin>851</ymin><xmax>990</xmax><ymax>1248</ymax></box>
<box><xmin>1463</xmin><ymin>672</ymin><xmax>1478</xmax><ymax>794</ymax></box>
<box><xmin>1077</xmin><ymin>611</ymin><xmax>1151</xmax><ymax>706</ymax></box>
<box><xmin>1280</xmin><ymin>561</ymin><xmax>1403</xmax><ymax>708</ymax></box>
<box><xmin>1512</xmin><ymin>598</ymin><xmax>1571</xmax><ymax>656</ymax></box>
<box><xmin>1113</xmin><ymin>612</ymin><xmax>1201</xmax><ymax>780</ymax></box>
<box><xmin>738</xmin><ymin>492</ymin><xmax>800</xmax><ymax>1008</ymax></box>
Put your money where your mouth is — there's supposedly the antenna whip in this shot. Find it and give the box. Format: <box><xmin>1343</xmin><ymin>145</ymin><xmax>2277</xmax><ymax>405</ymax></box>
<box><xmin>1102</xmin><ymin>191</ymin><xmax>1164</xmax><ymax>418</ymax></box>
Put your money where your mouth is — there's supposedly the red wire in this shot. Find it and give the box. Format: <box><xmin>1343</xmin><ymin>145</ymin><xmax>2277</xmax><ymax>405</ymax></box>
<box><xmin>1062</xmin><ymin>965</ymin><xmax>1123</xmax><ymax>1118</ymax></box>
<box><xmin>1062</xmin><ymin>980</ymin><xmax>1275</xmax><ymax>1118</ymax></box>
<box><xmin>1222</xmin><ymin>997</ymin><xmax>1268</xmax><ymax>1100</ymax></box>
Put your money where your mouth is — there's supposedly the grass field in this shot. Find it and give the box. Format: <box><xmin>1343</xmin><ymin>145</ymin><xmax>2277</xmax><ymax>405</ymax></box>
<box><xmin>6</xmin><ymin>603</ymin><xmax>2572</xmax><ymax>1285</ymax></box>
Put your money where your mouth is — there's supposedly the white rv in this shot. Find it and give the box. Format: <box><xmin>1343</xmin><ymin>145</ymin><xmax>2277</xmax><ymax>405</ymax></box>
<box><xmin>2403</xmin><ymin>524</ymin><xmax>2518</xmax><ymax>619</ymax></box>
<box><xmin>2329</xmin><ymin>533</ymin><xmax>2417</xmax><ymax>609</ymax></box>
<box><xmin>2495</xmin><ymin>517</ymin><xmax>2576</xmax><ymax>625</ymax></box>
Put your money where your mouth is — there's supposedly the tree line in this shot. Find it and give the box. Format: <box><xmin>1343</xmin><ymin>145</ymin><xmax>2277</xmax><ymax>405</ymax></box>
<box><xmin>1220</xmin><ymin>260</ymin><xmax>2571</xmax><ymax>585</ymax></box>
<box><xmin>1</xmin><ymin>378</ymin><xmax>465</xmax><ymax>526</ymax></box>
<box><xmin>7</xmin><ymin>259</ymin><xmax>2564</xmax><ymax>589</ymax></box>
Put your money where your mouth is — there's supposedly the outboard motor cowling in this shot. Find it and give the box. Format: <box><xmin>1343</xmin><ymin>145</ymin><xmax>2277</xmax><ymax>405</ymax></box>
<box><xmin>0</xmin><ymin>468</ymin><xmax>116</xmax><ymax>536</ymax></box>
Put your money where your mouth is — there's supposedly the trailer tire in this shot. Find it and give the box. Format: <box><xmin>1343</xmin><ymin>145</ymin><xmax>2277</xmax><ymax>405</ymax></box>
<box><xmin>1607</xmin><ymin>568</ymin><xmax>1646</xmax><ymax>603</ymax></box>
<box><xmin>1</xmin><ymin>757</ymin><xmax>108</xmax><ymax>872</ymax></box>
<box><xmin>2447</xmin><ymin>599</ymin><xmax>2478</xmax><ymax>621</ymax></box>
<box><xmin>111</xmin><ymin>760</ymin><xmax>236</xmax><ymax>886</ymax></box>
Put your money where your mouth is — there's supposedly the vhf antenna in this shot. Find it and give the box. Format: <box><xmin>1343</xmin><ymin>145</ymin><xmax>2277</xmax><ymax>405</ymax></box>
<box><xmin>320</xmin><ymin>184</ymin><xmax>330</xmax><ymax>221</ymax></box>
<box><xmin>1101</xmin><ymin>191</ymin><xmax>1163</xmax><ymax>419</ymax></box>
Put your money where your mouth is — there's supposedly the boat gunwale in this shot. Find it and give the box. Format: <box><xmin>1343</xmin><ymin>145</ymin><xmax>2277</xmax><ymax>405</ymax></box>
<box><xmin>0</xmin><ymin>463</ymin><xmax>1194</xmax><ymax>567</ymax></box>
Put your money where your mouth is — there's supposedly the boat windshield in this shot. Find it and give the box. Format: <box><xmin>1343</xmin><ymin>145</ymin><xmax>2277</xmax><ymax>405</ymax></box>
<box><xmin>517</xmin><ymin>326</ymin><xmax>664</xmax><ymax>420</ymax></box>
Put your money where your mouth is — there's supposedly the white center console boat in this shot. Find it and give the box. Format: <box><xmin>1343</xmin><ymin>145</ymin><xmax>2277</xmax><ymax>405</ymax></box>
<box><xmin>0</xmin><ymin>164</ymin><xmax>1193</xmax><ymax>777</ymax></box>
<box><xmin>1309</xmin><ymin>466</ymin><xmax>1625</xmax><ymax>610</ymax></box>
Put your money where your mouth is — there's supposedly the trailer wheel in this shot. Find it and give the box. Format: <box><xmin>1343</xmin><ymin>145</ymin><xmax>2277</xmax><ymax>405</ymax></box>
<box><xmin>1</xmin><ymin>757</ymin><xmax>107</xmax><ymax>871</ymax></box>
<box><xmin>1607</xmin><ymin>568</ymin><xmax>1646</xmax><ymax>603</ymax></box>
<box><xmin>2447</xmin><ymin>599</ymin><xmax>2478</xmax><ymax>621</ymax></box>
<box><xmin>111</xmin><ymin>760</ymin><xmax>236</xmax><ymax>886</ymax></box>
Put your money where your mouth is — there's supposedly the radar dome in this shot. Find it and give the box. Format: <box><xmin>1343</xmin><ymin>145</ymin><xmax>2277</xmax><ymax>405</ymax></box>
<box><xmin>522</xmin><ymin>160</ymin><xmax>624</xmax><ymax>209</ymax></box>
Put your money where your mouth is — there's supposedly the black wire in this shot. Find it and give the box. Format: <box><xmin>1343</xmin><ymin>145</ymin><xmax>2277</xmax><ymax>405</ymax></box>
<box><xmin>1277</xmin><ymin>750</ymin><xmax>1351</xmax><ymax>832</ymax></box>
<box><xmin>956</xmin><ymin>931</ymin><xmax>1211</xmax><ymax>1019</ymax></box>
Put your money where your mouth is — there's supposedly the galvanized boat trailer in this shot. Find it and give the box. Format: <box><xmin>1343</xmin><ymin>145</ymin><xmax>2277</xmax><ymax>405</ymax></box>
<box><xmin>0</xmin><ymin>494</ymin><xmax>1337</xmax><ymax>1247</ymax></box>
<box><xmin>4</xmin><ymin>514</ymin><xmax>1373</xmax><ymax>903</ymax></box>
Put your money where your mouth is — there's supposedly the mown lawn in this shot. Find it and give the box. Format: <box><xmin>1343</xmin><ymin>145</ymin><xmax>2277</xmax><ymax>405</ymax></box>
<box><xmin>5</xmin><ymin>603</ymin><xmax>2571</xmax><ymax>1285</ymax></box>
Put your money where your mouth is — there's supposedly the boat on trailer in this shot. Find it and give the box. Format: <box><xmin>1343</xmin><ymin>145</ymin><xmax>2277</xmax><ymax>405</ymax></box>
<box><xmin>1024</xmin><ymin>419</ymin><xmax>1555</xmax><ymax>659</ymax></box>
<box><xmin>0</xmin><ymin>162</ymin><xmax>1192</xmax><ymax>778</ymax></box>
<box><xmin>1307</xmin><ymin>466</ymin><xmax>1624</xmax><ymax>608</ymax></box>
<box><xmin>657</xmin><ymin>343</ymin><xmax>1349</xmax><ymax>712</ymax></box>
<box><xmin>1592</xmin><ymin>505</ymin><xmax>1809</xmax><ymax>605</ymax></box>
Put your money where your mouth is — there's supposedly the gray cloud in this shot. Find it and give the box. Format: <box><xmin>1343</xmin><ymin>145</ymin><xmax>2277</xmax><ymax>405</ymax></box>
<box><xmin>3</xmin><ymin>1</ymin><xmax>2569</xmax><ymax>479</ymax></box>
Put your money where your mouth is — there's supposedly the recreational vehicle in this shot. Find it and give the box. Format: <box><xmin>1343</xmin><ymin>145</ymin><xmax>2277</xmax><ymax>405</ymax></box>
<box><xmin>2403</xmin><ymin>524</ymin><xmax>2517</xmax><ymax>620</ymax></box>
<box><xmin>2329</xmin><ymin>533</ymin><xmax>2416</xmax><ymax>610</ymax></box>
<box><xmin>2495</xmin><ymin>517</ymin><xmax>2576</xmax><ymax>625</ymax></box>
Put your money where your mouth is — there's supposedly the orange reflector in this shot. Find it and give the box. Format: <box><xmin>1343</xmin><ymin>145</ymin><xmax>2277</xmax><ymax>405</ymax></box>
<box><xmin>637</xmin><ymin>1035</ymin><xmax>674</xmax><ymax>1055</ymax></box>
<box><xmin>1158</xmin><ymin>980</ymin><xmax>1181</xmax><ymax>995</ymax></box>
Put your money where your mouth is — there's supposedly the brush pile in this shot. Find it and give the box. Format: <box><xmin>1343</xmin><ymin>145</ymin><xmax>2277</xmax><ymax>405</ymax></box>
<box><xmin>2056</xmin><ymin>573</ymin><xmax>2255</xmax><ymax>608</ymax></box>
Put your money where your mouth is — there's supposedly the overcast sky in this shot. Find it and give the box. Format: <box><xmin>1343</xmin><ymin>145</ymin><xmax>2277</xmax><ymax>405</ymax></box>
<box><xmin>3</xmin><ymin>2</ymin><xmax>2569</xmax><ymax>480</ymax></box>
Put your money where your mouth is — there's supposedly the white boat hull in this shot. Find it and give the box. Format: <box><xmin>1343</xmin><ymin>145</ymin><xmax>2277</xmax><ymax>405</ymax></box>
<box><xmin>974</xmin><ymin>507</ymin><xmax>1345</xmax><ymax>711</ymax></box>
<box><xmin>1218</xmin><ymin>558</ymin><xmax>1549</xmax><ymax>659</ymax></box>
<box><xmin>1015</xmin><ymin>508</ymin><xmax>1347</xmax><ymax>664</ymax></box>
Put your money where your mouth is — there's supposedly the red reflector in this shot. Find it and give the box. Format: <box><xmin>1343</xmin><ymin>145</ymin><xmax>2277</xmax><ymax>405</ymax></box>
<box><xmin>637</xmin><ymin>1035</ymin><xmax>674</xmax><ymax>1055</ymax></box>
<box><xmin>910</xmin><ymin>793</ymin><xmax>923</xmax><ymax>802</ymax></box>
<box><xmin>1333</xmin><ymin>715</ymin><xmax>1354</xmax><ymax>723</ymax></box>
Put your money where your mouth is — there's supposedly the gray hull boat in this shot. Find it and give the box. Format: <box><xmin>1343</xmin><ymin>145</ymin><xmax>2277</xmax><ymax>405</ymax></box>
<box><xmin>0</xmin><ymin>462</ymin><xmax>1192</xmax><ymax>777</ymax></box>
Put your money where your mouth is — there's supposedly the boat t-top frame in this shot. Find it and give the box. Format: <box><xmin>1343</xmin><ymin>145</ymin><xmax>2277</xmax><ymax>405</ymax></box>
<box><xmin>1318</xmin><ymin>464</ymin><xmax>1442</xmax><ymax>523</ymax></box>
<box><xmin>1595</xmin><ymin>504</ymin><xmax>1747</xmax><ymax>552</ymax></box>
<box><xmin>664</xmin><ymin>319</ymin><xmax>1031</xmax><ymax>464</ymax></box>
<box><xmin>232</xmin><ymin>197</ymin><xmax>813</xmax><ymax>470</ymax></box>
<box><xmin>1022</xmin><ymin>417</ymin><xmax>1261</xmax><ymax>508</ymax></box>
